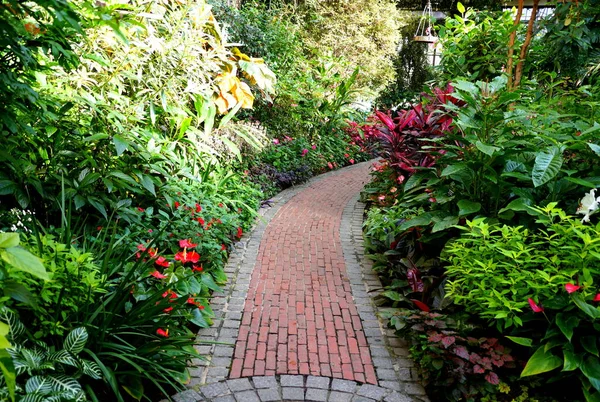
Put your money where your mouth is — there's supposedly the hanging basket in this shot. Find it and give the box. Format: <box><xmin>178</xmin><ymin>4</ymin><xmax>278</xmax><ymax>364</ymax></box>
<box><xmin>413</xmin><ymin>35</ymin><xmax>438</xmax><ymax>43</ymax></box>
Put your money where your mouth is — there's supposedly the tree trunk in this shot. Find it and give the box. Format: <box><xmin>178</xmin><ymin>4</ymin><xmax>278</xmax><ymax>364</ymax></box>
<box><xmin>514</xmin><ymin>0</ymin><xmax>540</xmax><ymax>88</ymax></box>
<box><xmin>506</xmin><ymin>0</ymin><xmax>524</xmax><ymax>89</ymax></box>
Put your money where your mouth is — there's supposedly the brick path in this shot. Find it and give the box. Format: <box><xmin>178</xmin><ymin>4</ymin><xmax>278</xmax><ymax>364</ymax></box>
<box><xmin>229</xmin><ymin>163</ymin><xmax>376</xmax><ymax>383</ymax></box>
<box><xmin>167</xmin><ymin>161</ymin><xmax>429</xmax><ymax>401</ymax></box>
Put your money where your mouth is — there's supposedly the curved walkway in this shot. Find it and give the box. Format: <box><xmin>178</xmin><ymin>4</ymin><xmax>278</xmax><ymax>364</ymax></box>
<box><xmin>168</xmin><ymin>161</ymin><xmax>428</xmax><ymax>402</ymax></box>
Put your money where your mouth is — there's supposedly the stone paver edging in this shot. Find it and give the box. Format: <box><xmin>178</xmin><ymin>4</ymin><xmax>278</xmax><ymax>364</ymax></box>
<box><xmin>166</xmin><ymin>161</ymin><xmax>429</xmax><ymax>401</ymax></box>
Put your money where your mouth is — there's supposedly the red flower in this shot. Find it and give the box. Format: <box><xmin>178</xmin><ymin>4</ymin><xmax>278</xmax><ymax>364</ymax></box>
<box><xmin>137</xmin><ymin>244</ymin><xmax>147</xmax><ymax>251</ymax></box>
<box><xmin>195</xmin><ymin>203</ymin><xmax>202</xmax><ymax>213</ymax></box>
<box><xmin>163</xmin><ymin>307</ymin><xmax>173</xmax><ymax>313</ymax></box>
<box><xmin>594</xmin><ymin>294</ymin><xmax>600</xmax><ymax>302</ymax></box>
<box><xmin>97</xmin><ymin>226</ymin><xmax>103</xmax><ymax>231</ymax></box>
<box><xmin>198</xmin><ymin>305</ymin><xmax>205</xmax><ymax>310</ymax></box>
<box><xmin>565</xmin><ymin>283</ymin><xmax>581</xmax><ymax>294</ymax></box>
<box><xmin>192</xmin><ymin>265</ymin><xmax>203</xmax><ymax>272</ymax></box>
<box><xmin>221</xmin><ymin>244</ymin><xmax>226</xmax><ymax>251</ymax></box>
<box><xmin>150</xmin><ymin>270</ymin><xmax>167</xmax><ymax>279</ymax></box>
<box><xmin>429</xmin><ymin>197</ymin><xmax>437</xmax><ymax>203</ymax></box>
<box><xmin>175</xmin><ymin>250</ymin><xmax>200</xmax><ymax>264</ymax></box>
<box><xmin>218</xmin><ymin>203</ymin><xmax>224</xmax><ymax>208</ymax></box>
<box><xmin>148</xmin><ymin>248</ymin><xmax>158</xmax><ymax>258</ymax></box>
<box><xmin>155</xmin><ymin>256</ymin><xmax>170</xmax><ymax>267</ymax></box>
<box><xmin>217</xmin><ymin>219</ymin><xmax>222</xmax><ymax>224</ymax></box>
<box><xmin>187</xmin><ymin>297</ymin><xmax>196</xmax><ymax>305</ymax></box>
<box><xmin>528</xmin><ymin>298</ymin><xmax>544</xmax><ymax>313</ymax></box>
<box><xmin>197</xmin><ymin>217</ymin><xmax>205</xmax><ymax>225</ymax></box>
<box><xmin>179</xmin><ymin>239</ymin><xmax>198</xmax><ymax>248</ymax></box>
<box><xmin>344</xmin><ymin>153</ymin><xmax>349</xmax><ymax>158</ymax></box>
<box><xmin>236</xmin><ymin>227</ymin><xmax>243</xmax><ymax>238</ymax></box>
<box><xmin>327</xmin><ymin>162</ymin><xmax>334</xmax><ymax>170</ymax></box>
<box><xmin>137</xmin><ymin>207</ymin><xmax>145</xmax><ymax>212</ymax></box>
<box><xmin>174</xmin><ymin>202</ymin><xmax>180</xmax><ymax>209</ymax></box>
<box><xmin>156</xmin><ymin>328</ymin><xmax>169</xmax><ymax>337</ymax></box>
<box><xmin>148</xmin><ymin>229</ymin><xmax>153</xmax><ymax>233</ymax></box>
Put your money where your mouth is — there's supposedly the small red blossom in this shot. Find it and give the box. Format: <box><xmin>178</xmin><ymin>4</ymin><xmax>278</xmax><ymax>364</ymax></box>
<box><xmin>594</xmin><ymin>294</ymin><xmax>600</xmax><ymax>302</ymax></box>
<box><xmin>327</xmin><ymin>162</ymin><xmax>334</xmax><ymax>170</ymax></box>
<box><xmin>163</xmin><ymin>307</ymin><xmax>173</xmax><ymax>313</ymax></box>
<box><xmin>174</xmin><ymin>201</ymin><xmax>180</xmax><ymax>208</ymax></box>
<box><xmin>137</xmin><ymin>244</ymin><xmax>147</xmax><ymax>251</ymax></box>
<box><xmin>237</xmin><ymin>227</ymin><xmax>243</xmax><ymax>239</ymax></box>
<box><xmin>137</xmin><ymin>207</ymin><xmax>145</xmax><ymax>212</ymax></box>
<box><xmin>97</xmin><ymin>226</ymin><xmax>103</xmax><ymax>231</ymax></box>
<box><xmin>198</xmin><ymin>305</ymin><xmax>205</xmax><ymax>310</ymax></box>
<box><xmin>528</xmin><ymin>298</ymin><xmax>544</xmax><ymax>313</ymax></box>
<box><xmin>155</xmin><ymin>256</ymin><xmax>170</xmax><ymax>267</ymax></box>
<box><xmin>197</xmin><ymin>217</ymin><xmax>205</xmax><ymax>225</ymax></box>
<box><xmin>162</xmin><ymin>290</ymin><xmax>178</xmax><ymax>299</ymax></box>
<box><xmin>192</xmin><ymin>265</ymin><xmax>203</xmax><ymax>272</ymax></box>
<box><xmin>187</xmin><ymin>297</ymin><xmax>196</xmax><ymax>305</ymax></box>
<box><xmin>156</xmin><ymin>328</ymin><xmax>169</xmax><ymax>337</ymax></box>
<box><xmin>344</xmin><ymin>153</ymin><xmax>349</xmax><ymax>158</ymax></box>
<box><xmin>179</xmin><ymin>239</ymin><xmax>198</xmax><ymax>248</ymax></box>
<box><xmin>175</xmin><ymin>250</ymin><xmax>200</xmax><ymax>264</ymax></box>
<box><xmin>218</xmin><ymin>203</ymin><xmax>224</xmax><ymax>208</ymax></box>
<box><xmin>565</xmin><ymin>283</ymin><xmax>581</xmax><ymax>294</ymax></box>
<box><xmin>148</xmin><ymin>229</ymin><xmax>153</xmax><ymax>233</ymax></box>
<box><xmin>217</xmin><ymin>219</ymin><xmax>222</xmax><ymax>224</ymax></box>
<box><xmin>148</xmin><ymin>248</ymin><xmax>158</xmax><ymax>258</ymax></box>
<box><xmin>221</xmin><ymin>244</ymin><xmax>227</xmax><ymax>251</ymax></box>
<box><xmin>429</xmin><ymin>197</ymin><xmax>437</xmax><ymax>203</ymax></box>
<box><xmin>195</xmin><ymin>203</ymin><xmax>202</xmax><ymax>213</ymax></box>
<box><xmin>349</xmin><ymin>159</ymin><xmax>355</xmax><ymax>164</ymax></box>
<box><xmin>301</xmin><ymin>149</ymin><xmax>308</xmax><ymax>157</ymax></box>
<box><xmin>150</xmin><ymin>270</ymin><xmax>167</xmax><ymax>279</ymax></box>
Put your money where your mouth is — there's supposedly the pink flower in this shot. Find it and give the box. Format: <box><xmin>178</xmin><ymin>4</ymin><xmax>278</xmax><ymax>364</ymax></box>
<box><xmin>327</xmin><ymin>162</ymin><xmax>334</xmax><ymax>170</ymax></box>
<box><xmin>284</xmin><ymin>136</ymin><xmax>293</xmax><ymax>142</ymax></box>
<box><xmin>344</xmin><ymin>153</ymin><xmax>349</xmax><ymax>158</ymax></box>
<box><xmin>179</xmin><ymin>239</ymin><xmax>198</xmax><ymax>248</ymax></box>
<box><xmin>565</xmin><ymin>283</ymin><xmax>581</xmax><ymax>294</ymax></box>
<box><xmin>528</xmin><ymin>298</ymin><xmax>544</xmax><ymax>313</ymax></box>
<box><xmin>311</xmin><ymin>145</ymin><xmax>316</xmax><ymax>150</ymax></box>
<box><xmin>301</xmin><ymin>149</ymin><xmax>308</xmax><ymax>157</ymax></box>
<box><xmin>349</xmin><ymin>159</ymin><xmax>355</xmax><ymax>164</ymax></box>
<box><xmin>150</xmin><ymin>270</ymin><xmax>167</xmax><ymax>279</ymax></box>
<box><xmin>155</xmin><ymin>256</ymin><xmax>170</xmax><ymax>267</ymax></box>
<box><xmin>429</xmin><ymin>197</ymin><xmax>437</xmax><ymax>203</ymax></box>
<box><xmin>273</xmin><ymin>139</ymin><xmax>279</xmax><ymax>145</ymax></box>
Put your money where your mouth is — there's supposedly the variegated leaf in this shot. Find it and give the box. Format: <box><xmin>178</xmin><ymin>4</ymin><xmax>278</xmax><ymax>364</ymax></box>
<box><xmin>63</xmin><ymin>328</ymin><xmax>88</xmax><ymax>354</ymax></box>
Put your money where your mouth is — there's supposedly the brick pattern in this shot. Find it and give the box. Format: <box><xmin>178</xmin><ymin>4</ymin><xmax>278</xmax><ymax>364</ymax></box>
<box><xmin>230</xmin><ymin>163</ymin><xmax>375</xmax><ymax>382</ymax></box>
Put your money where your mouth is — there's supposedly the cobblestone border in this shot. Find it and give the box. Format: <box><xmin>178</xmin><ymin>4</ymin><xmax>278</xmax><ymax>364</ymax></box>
<box><xmin>190</xmin><ymin>162</ymin><xmax>374</xmax><ymax>387</ymax></box>
<box><xmin>172</xmin><ymin>375</ymin><xmax>420</xmax><ymax>402</ymax></box>
<box><xmin>340</xmin><ymin>195</ymin><xmax>428</xmax><ymax>402</ymax></box>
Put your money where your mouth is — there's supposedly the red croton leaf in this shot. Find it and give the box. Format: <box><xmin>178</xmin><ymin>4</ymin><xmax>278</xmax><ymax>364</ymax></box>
<box><xmin>473</xmin><ymin>364</ymin><xmax>485</xmax><ymax>374</ymax></box>
<box><xmin>453</xmin><ymin>345</ymin><xmax>469</xmax><ymax>360</ymax></box>
<box><xmin>411</xmin><ymin>299</ymin><xmax>430</xmax><ymax>312</ymax></box>
<box><xmin>428</xmin><ymin>333</ymin><xmax>444</xmax><ymax>343</ymax></box>
<box><xmin>375</xmin><ymin>111</ymin><xmax>396</xmax><ymax>131</ymax></box>
<box><xmin>485</xmin><ymin>372</ymin><xmax>500</xmax><ymax>385</ymax></box>
<box><xmin>441</xmin><ymin>336</ymin><xmax>456</xmax><ymax>349</ymax></box>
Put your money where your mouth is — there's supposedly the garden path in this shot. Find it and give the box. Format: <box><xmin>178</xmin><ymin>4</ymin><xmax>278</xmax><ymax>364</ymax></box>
<box><xmin>168</xmin><ymin>161</ymin><xmax>428</xmax><ymax>402</ymax></box>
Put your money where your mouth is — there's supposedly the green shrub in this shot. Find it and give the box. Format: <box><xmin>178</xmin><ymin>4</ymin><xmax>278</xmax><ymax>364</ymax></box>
<box><xmin>443</xmin><ymin>204</ymin><xmax>600</xmax><ymax>330</ymax></box>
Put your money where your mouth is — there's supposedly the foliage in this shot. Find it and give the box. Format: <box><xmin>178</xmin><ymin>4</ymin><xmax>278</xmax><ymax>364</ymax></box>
<box><xmin>376</xmin><ymin>15</ymin><xmax>433</xmax><ymax>108</ymax></box>
<box><xmin>443</xmin><ymin>204</ymin><xmax>600</xmax><ymax>330</ymax></box>
<box><xmin>290</xmin><ymin>0</ymin><xmax>403</xmax><ymax>96</ymax></box>
<box><xmin>384</xmin><ymin>309</ymin><xmax>518</xmax><ymax>402</ymax></box>
<box><xmin>0</xmin><ymin>311</ymin><xmax>101</xmax><ymax>402</ymax></box>
<box><xmin>438</xmin><ymin>8</ymin><xmax>518</xmax><ymax>82</ymax></box>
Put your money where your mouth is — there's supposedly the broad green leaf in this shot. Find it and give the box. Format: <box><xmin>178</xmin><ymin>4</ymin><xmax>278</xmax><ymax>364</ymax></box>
<box><xmin>589</xmin><ymin>143</ymin><xmax>600</xmax><ymax>157</ymax></box>
<box><xmin>565</xmin><ymin>177</ymin><xmax>598</xmax><ymax>188</ymax></box>
<box><xmin>0</xmin><ymin>322</ymin><xmax>8</xmax><ymax>337</ymax></box>
<box><xmin>432</xmin><ymin>216</ymin><xmax>459</xmax><ymax>233</ymax></box>
<box><xmin>138</xmin><ymin>174</ymin><xmax>156</xmax><ymax>196</ymax></box>
<box><xmin>64</xmin><ymin>327</ymin><xmax>88</xmax><ymax>354</ymax></box>
<box><xmin>3</xmin><ymin>280</ymin><xmax>38</xmax><ymax>307</ymax></box>
<box><xmin>398</xmin><ymin>213</ymin><xmax>434</xmax><ymax>231</ymax></box>
<box><xmin>0</xmin><ymin>348</ymin><xmax>16</xmax><ymax>401</ymax></box>
<box><xmin>556</xmin><ymin>313</ymin><xmax>580</xmax><ymax>342</ymax></box>
<box><xmin>521</xmin><ymin>346</ymin><xmax>562</xmax><ymax>377</ymax></box>
<box><xmin>1</xmin><ymin>248</ymin><xmax>48</xmax><ymax>280</ymax></box>
<box><xmin>25</xmin><ymin>376</ymin><xmax>53</xmax><ymax>394</ymax></box>
<box><xmin>201</xmin><ymin>274</ymin><xmax>222</xmax><ymax>292</ymax></box>
<box><xmin>532</xmin><ymin>146</ymin><xmax>564</xmax><ymax>187</ymax></box>
<box><xmin>506</xmin><ymin>336</ymin><xmax>532</xmax><ymax>347</ymax></box>
<box><xmin>178</xmin><ymin>117</ymin><xmax>193</xmax><ymax>138</ymax></box>
<box><xmin>498</xmin><ymin>198</ymin><xmax>532</xmax><ymax>214</ymax></box>
<box><xmin>563</xmin><ymin>349</ymin><xmax>582</xmax><ymax>371</ymax></box>
<box><xmin>87</xmin><ymin>197</ymin><xmax>108</xmax><ymax>219</ymax></box>
<box><xmin>457</xmin><ymin>200</ymin><xmax>481</xmax><ymax>216</ymax></box>
<box><xmin>475</xmin><ymin>141</ymin><xmax>500</xmax><ymax>156</ymax></box>
<box><xmin>572</xmin><ymin>293</ymin><xmax>600</xmax><ymax>319</ymax></box>
<box><xmin>190</xmin><ymin>308</ymin><xmax>209</xmax><ymax>328</ymax></box>
<box><xmin>0</xmin><ymin>334</ymin><xmax>10</xmax><ymax>349</ymax></box>
<box><xmin>113</xmin><ymin>135</ymin><xmax>129</xmax><ymax>156</ymax></box>
<box><xmin>441</xmin><ymin>164</ymin><xmax>467</xmax><ymax>177</ymax></box>
<box><xmin>582</xmin><ymin>356</ymin><xmax>600</xmax><ymax>392</ymax></box>
<box><xmin>0</xmin><ymin>233</ymin><xmax>19</xmax><ymax>249</ymax></box>
<box><xmin>83</xmin><ymin>133</ymin><xmax>109</xmax><ymax>142</ymax></box>
<box><xmin>582</xmin><ymin>336</ymin><xmax>600</xmax><ymax>357</ymax></box>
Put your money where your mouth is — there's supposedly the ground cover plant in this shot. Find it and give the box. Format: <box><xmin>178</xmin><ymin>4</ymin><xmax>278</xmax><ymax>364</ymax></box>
<box><xmin>361</xmin><ymin>2</ymin><xmax>600</xmax><ymax>400</ymax></box>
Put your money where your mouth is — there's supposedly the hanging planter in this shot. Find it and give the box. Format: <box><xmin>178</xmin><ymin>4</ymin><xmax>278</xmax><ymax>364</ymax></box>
<box><xmin>414</xmin><ymin>0</ymin><xmax>438</xmax><ymax>43</ymax></box>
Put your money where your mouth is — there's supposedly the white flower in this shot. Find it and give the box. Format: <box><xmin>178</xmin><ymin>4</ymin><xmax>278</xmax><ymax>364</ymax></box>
<box><xmin>577</xmin><ymin>189</ymin><xmax>600</xmax><ymax>223</ymax></box>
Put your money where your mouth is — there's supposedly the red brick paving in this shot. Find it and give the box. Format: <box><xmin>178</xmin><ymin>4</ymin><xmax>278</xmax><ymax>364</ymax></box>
<box><xmin>230</xmin><ymin>163</ymin><xmax>377</xmax><ymax>384</ymax></box>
